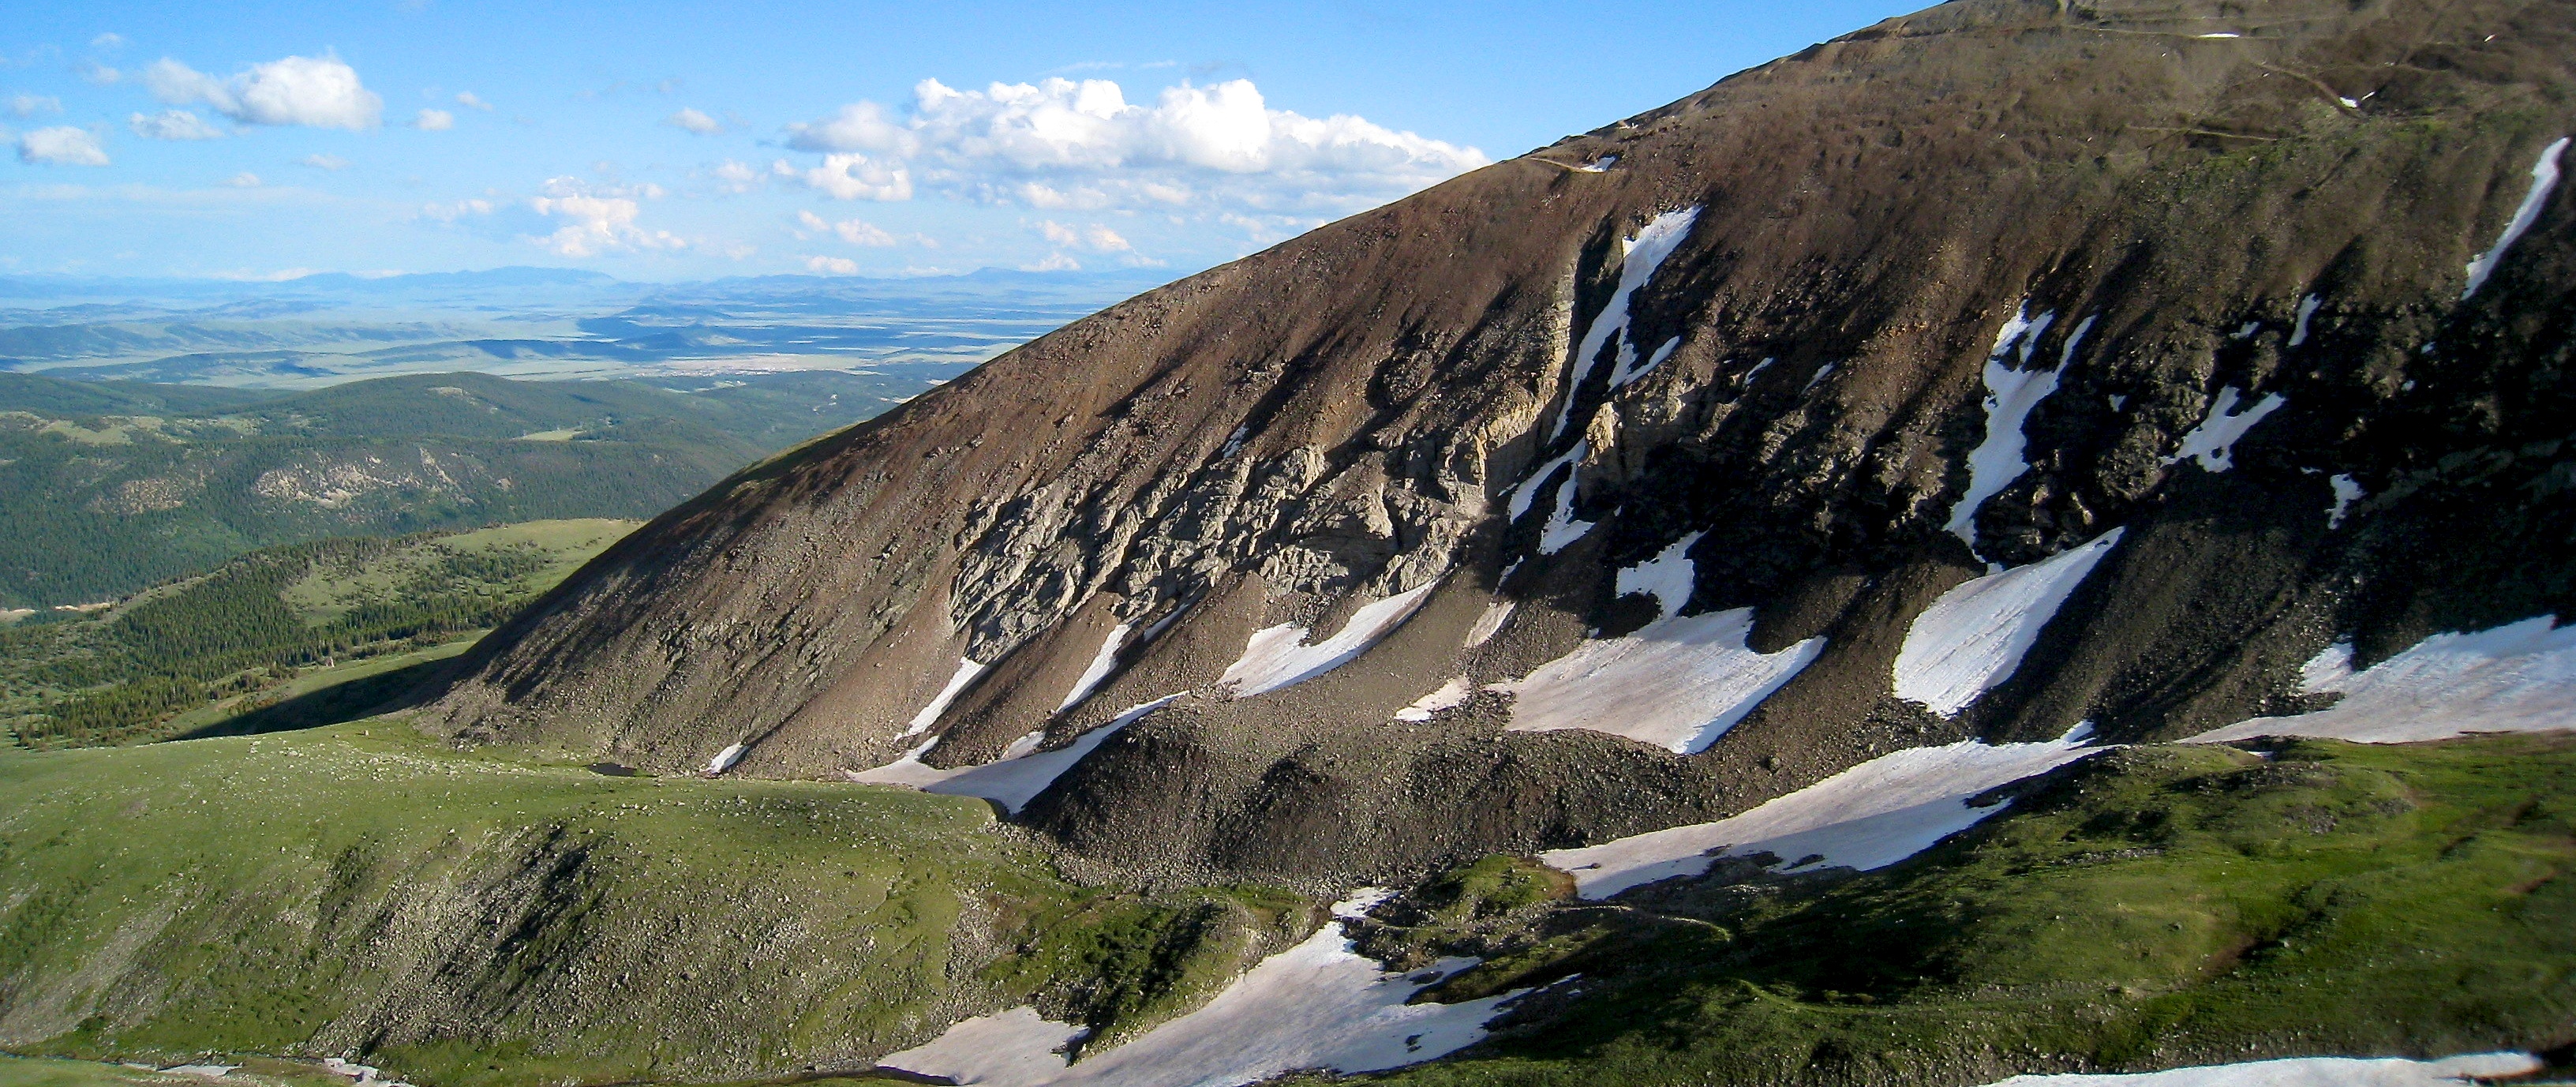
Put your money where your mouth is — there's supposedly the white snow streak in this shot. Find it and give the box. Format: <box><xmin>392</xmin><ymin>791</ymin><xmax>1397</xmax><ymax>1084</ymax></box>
<box><xmin>2190</xmin><ymin>616</ymin><xmax>2576</xmax><ymax>744</ymax></box>
<box><xmin>1615</xmin><ymin>531</ymin><xmax>1705</xmax><ymax>617</ymax></box>
<box><xmin>1946</xmin><ymin>311</ymin><xmax>2090</xmax><ymax>556</ymax></box>
<box><xmin>902</xmin><ymin>658</ymin><xmax>988</xmax><ymax>737</ymax></box>
<box><xmin>1979</xmin><ymin>1051</ymin><xmax>2539</xmax><ymax>1086</ymax></box>
<box><xmin>1394</xmin><ymin>677</ymin><xmax>1472</xmax><ymax>722</ymax></box>
<box><xmin>704</xmin><ymin>743</ymin><xmax>746</xmax><ymax>776</ymax></box>
<box><xmin>1895</xmin><ymin>528</ymin><xmax>2125</xmax><ymax>718</ymax></box>
<box><xmin>2325</xmin><ymin>474</ymin><xmax>2364</xmax><ymax>529</ymax></box>
<box><xmin>1534</xmin><ymin>474</ymin><xmax>1595</xmax><ymax>554</ymax></box>
<box><xmin>1575</xmin><ymin>154</ymin><xmax>1618</xmax><ymax>173</ymax></box>
<box><xmin>1464</xmin><ymin>601</ymin><xmax>1515</xmax><ymax>647</ymax></box>
<box><xmin>1549</xmin><ymin>206</ymin><xmax>1702</xmax><ymax>439</ymax></box>
<box><xmin>1058</xmin><ymin>624</ymin><xmax>1132</xmax><ymax>713</ymax></box>
<box><xmin>1222</xmin><ymin>585</ymin><xmax>1436</xmax><ymax>697</ymax></box>
<box><xmin>849</xmin><ymin>695</ymin><xmax>1185</xmax><ymax>813</ymax></box>
<box><xmin>1504</xmin><ymin>441</ymin><xmax>1585</xmax><ymax>522</ymax></box>
<box><xmin>1619</xmin><ymin>335</ymin><xmax>1683</xmax><ymax>387</ymax></box>
<box><xmin>2287</xmin><ymin>294</ymin><xmax>2321</xmax><ymax>347</ymax></box>
<box><xmin>2462</xmin><ymin>136</ymin><xmax>2568</xmax><ymax>299</ymax></box>
<box><xmin>1495</xmin><ymin>607</ymin><xmax>1823</xmax><ymax>754</ymax></box>
<box><xmin>879</xmin><ymin>891</ymin><xmax>1529</xmax><ymax>1086</ymax></box>
<box><xmin>2164</xmin><ymin>387</ymin><xmax>2285</xmax><ymax>473</ymax></box>
<box><xmin>1543</xmin><ymin>724</ymin><xmax>2099</xmax><ymax>898</ymax></box>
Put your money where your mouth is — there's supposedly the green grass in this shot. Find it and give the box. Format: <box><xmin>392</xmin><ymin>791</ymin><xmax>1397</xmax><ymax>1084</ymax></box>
<box><xmin>1</xmin><ymin>519</ymin><xmax>634</xmax><ymax>748</ymax></box>
<box><xmin>0</xmin><ymin>723</ymin><xmax>1084</xmax><ymax>1086</ymax></box>
<box><xmin>1357</xmin><ymin>734</ymin><xmax>2576</xmax><ymax>1086</ymax></box>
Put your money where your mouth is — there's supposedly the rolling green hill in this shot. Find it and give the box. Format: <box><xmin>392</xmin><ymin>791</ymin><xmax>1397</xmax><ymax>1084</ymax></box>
<box><xmin>0</xmin><ymin>370</ymin><xmax>915</xmax><ymax>608</ymax></box>
<box><xmin>0</xmin><ymin>519</ymin><xmax>634</xmax><ymax>748</ymax></box>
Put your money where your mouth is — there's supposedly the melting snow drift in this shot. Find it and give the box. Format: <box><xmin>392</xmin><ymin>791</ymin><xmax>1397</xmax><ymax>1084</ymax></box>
<box><xmin>1058</xmin><ymin>624</ymin><xmax>1132</xmax><ymax>713</ymax></box>
<box><xmin>2462</xmin><ymin>136</ymin><xmax>2568</xmax><ymax>299</ymax></box>
<box><xmin>850</xmin><ymin>695</ymin><xmax>1185</xmax><ymax>813</ymax></box>
<box><xmin>878</xmin><ymin>892</ymin><xmax>1528</xmax><ymax>1086</ymax></box>
<box><xmin>903</xmin><ymin>658</ymin><xmax>989</xmax><ymax>736</ymax></box>
<box><xmin>2190</xmin><ymin>616</ymin><xmax>2576</xmax><ymax>744</ymax></box>
<box><xmin>1221</xmin><ymin>586</ymin><xmax>1435</xmax><ymax>698</ymax></box>
<box><xmin>1551</xmin><ymin>206</ymin><xmax>1702</xmax><ymax>439</ymax></box>
<box><xmin>1894</xmin><ymin>528</ymin><xmax>2125</xmax><ymax>718</ymax></box>
<box><xmin>1495</xmin><ymin>608</ymin><xmax>1822</xmax><ymax>754</ymax></box>
<box><xmin>2165</xmin><ymin>386</ymin><xmax>2286</xmax><ymax>472</ymax></box>
<box><xmin>1543</xmin><ymin>725</ymin><xmax>2098</xmax><ymax>898</ymax></box>
<box><xmin>1947</xmin><ymin>309</ymin><xmax>2091</xmax><ymax>556</ymax></box>
<box><xmin>1979</xmin><ymin>1051</ymin><xmax>2539</xmax><ymax>1086</ymax></box>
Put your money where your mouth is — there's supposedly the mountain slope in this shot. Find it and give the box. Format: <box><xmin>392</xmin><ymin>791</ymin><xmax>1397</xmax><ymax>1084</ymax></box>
<box><xmin>429</xmin><ymin>0</ymin><xmax>2576</xmax><ymax>886</ymax></box>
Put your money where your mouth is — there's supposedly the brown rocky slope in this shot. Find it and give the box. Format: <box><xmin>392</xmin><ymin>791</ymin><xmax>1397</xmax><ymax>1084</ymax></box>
<box><xmin>426</xmin><ymin>0</ymin><xmax>2576</xmax><ymax>885</ymax></box>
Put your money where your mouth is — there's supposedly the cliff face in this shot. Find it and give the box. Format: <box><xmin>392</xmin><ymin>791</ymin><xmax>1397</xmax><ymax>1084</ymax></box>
<box><xmin>429</xmin><ymin>0</ymin><xmax>2576</xmax><ymax>882</ymax></box>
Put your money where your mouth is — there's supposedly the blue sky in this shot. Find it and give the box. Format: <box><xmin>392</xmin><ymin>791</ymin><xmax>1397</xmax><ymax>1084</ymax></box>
<box><xmin>2</xmin><ymin>1</ymin><xmax>1920</xmax><ymax>282</ymax></box>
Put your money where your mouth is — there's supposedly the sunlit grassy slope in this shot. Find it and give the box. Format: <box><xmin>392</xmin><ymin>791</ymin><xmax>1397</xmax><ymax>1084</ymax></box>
<box><xmin>1354</xmin><ymin>734</ymin><xmax>2576</xmax><ymax>1086</ymax></box>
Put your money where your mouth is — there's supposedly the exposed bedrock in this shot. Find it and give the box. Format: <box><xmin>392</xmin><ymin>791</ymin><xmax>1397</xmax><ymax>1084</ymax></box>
<box><xmin>430</xmin><ymin>0</ymin><xmax>2576</xmax><ymax>883</ymax></box>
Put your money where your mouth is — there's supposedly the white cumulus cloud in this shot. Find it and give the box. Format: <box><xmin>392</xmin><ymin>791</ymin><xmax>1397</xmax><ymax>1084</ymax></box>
<box><xmin>414</xmin><ymin>108</ymin><xmax>452</xmax><ymax>130</ymax></box>
<box><xmin>798</xmin><ymin>209</ymin><xmax>898</xmax><ymax>246</ymax></box>
<box><xmin>1019</xmin><ymin>252</ymin><xmax>1081</xmax><ymax>272</ymax></box>
<box><xmin>783</xmin><ymin>76</ymin><xmax>1485</xmax><ymax>213</ymax></box>
<box><xmin>455</xmin><ymin>91</ymin><xmax>492</xmax><ymax>111</ymax></box>
<box><xmin>803</xmin><ymin>152</ymin><xmax>912</xmax><ymax>201</ymax></box>
<box><xmin>227</xmin><ymin>171</ymin><xmax>262</xmax><ymax>187</ymax></box>
<box><xmin>129</xmin><ymin>109</ymin><xmax>223</xmax><ymax>140</ymax></box>
<box><xmin>529</xmin><ymin>177</ymin><xmax>683</xmax><ymax>257</ymax></box>
<box><xmin>8</xmin><ymin>95</ymin><xmax>62</xmax><ymax>118</ymax></box>
<box><xmin>145</xmin><ymin>54</ymin><xmax>383</xmax><ymax>130</ymax></box>
<box><xmin>665</xmin><ymin>107</ymin><xmax>721</xmax><ymax>134</ymax></box>
<box><xmin>711</xmin><ymin>159</ymin><xmax>762</xmax><ymax>193</ymax></box>
<box><xmin>17</xmin><ymin>127</ymin><xmax>109</xmax><ymax>166</ymax></box>
<box><xmin>804</xmin><ymin>255</ymin><xmax>860</xmax><ymax>275</ymax></box>
<box><xmin>1041</xmin><ymin>219</ymin><xmax>1131</xmax><ymax>252</ymax></box>
<box><xmin>91</xmin><ymin>33</ymin><xmax>126</xmax><ymax>51</ymax></box>
<box><xmin>299</xmin><ymin>153</ymin><xmax>348</xmax><ymax>170</ymax></box>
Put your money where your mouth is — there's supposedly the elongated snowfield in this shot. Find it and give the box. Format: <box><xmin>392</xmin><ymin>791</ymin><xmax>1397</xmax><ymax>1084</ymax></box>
<box><xmin>878</xmin><ymin>893</ymin><xmax>1528</xmax><ymax>1086</ymax></box>
<box><xmin>1058</xmin><ymin>624</ymin><xmax>1132</xmax><ymax>712</ymax></box>
<box><xmin>1979</xmin><ymin>1051</ymin><xmax>2539</xmax><ymax>1086</ymax></box>
<box><xmin>1946</xmin><ymin>308</ymin><xmax>2087</xmax><ymax>554</ymax></box>
<box><xmin>1504</xmin><ymin>441</ymin><xmax>1586</xmax><ymax>522</ymax></box>
<box><xmin>2462</xmin><ymin>135</ymin><xmax>2569</xmax><ymax>298</ymax></box>
<box><xmin>1542</xmin><ymin>725</ymin><xmax>2098</xmax><ymax>898</ymax></box>
<box><xmin>1894</xmin><ymin>528</ymin><xmax>2125</xmax><ymax>718</ymax></box>
<box><xmin>1550</xmin><ymin>206</ymin><xmax>1702</xmax><ymax>439</ymax></box>
<box><xmin>2190</xmin><ymin>615</ymin><xmax>2576</xmax><ymax>744</ymax></box>
<box><xmin>703</xmin><ymin>743</ymin><xmax>746</xmax><ymax>775</ymax></box>
<box><xmin>848</xmin><ymin>695</ymin><xmax>1184</xmax><ymax>812</ymax></box>
<box><xmin>1395</xmin><ymin>677</ymin><xmax>1471</xmax><ymax>722</ymax></box>
<box><xmin>1615</xmin><ymin>531</ymin><xmax>1705</xmax><ymax>614</ymax></box>
<box><xmin>1495</xmin><ymin>607</ymin><xmax>1822</xmax><ymax>754</ymax></box>
<box><xmin>903</xmin><ymin>658</ymin><xmax>989</xmax><ymax>736</ymax></box>
<box><xmin>1221</xmin><ymin>586</ymin><xmax>1436</xmax><ymax>697</ymax></box>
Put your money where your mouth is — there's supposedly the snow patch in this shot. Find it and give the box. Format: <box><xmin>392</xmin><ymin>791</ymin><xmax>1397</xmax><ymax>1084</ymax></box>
<box><xmin>1549</xmin><ymin>207</ymin><xmax>1702</xmax><ymax>439</ymax></box>
<box><xmin>880</xmin><ymin>891</ymin><xmax>1528</xmax><ymax>1086</ymax></box>
<box><xmin>1534</xmin><ymin>474</ymin><xmax>1594</xmax><ymax>554</ymax></box>
<box><xmin>902</xmin><ymin>658</ymin><xmax>988</xmax><ymax>737</ymax></box>
<box><xmin>2190</xmin><ymin>616</ymin><xmax>2576</xmax><ymax>744</ymax></box>
<box><xmin>2287</xmin><ymin>294</ymin><xmax>2321</xmax><ymax>347</ymax></box>
<box><xmin>1464</xmin><ymin>601</ymin><xmax>1515</xmax><ymax>647</ymax></box>
<box><xmin>704</xmin><ymin>743</ymin><xmax>747</xmax><ymax>776</ymax></box>
<box><xmin>1616</xmin><ymin>335</ymin><xmax>1682</xmax><ymax>388</ymax></box>
<box><xmin>1495</xmin><ymin>607</ymin><xmax>1823</xmax><ymax>754</ymax></box>
<box><xmin>2164</xmin><ymin>387</ymin><xmax>2285</xmax><ymax>473</ymax></box>
<box><xmin>1504</xmin><ymin>442</ymin><xmax>1585</xmax><ymax>522</ymax></box>
<box><xmin>2462</xmin><ymin>136</ymin><xmax>2568</xmax><ymax>299</ymax></box>
<box><xmin>1222</xmin><ymin>586</ymin><xmax>1436</xmax><ymax>698</ymax></box>
<box><xmin>1945</xmin><ymin>311</ymin><xmax>2091</xmax><ymax>556</ymax></box>
<box><xmin>1058</xmin><ymin>624</ymin><xmax>1132</xmax><ymax>713</ymax></box>
<box><xmin>2325</xmin><ymin>474</ymin><xmax>2364</xmax><ymax>529</ymax></box>
<box><xmin>1979</xmin><ymin>1051</ymin><xmax>2540</xmax><ymax>1086</ymax></box>
<box><xmin>1544</xmin><ymin>724</ymin><xmax>2099</xmax><ymax>898</ymax></box>
<box><xmin>1575</xmin><ymin>154</ymin><xmax>1618</xmax><ymax>172</ymax></box>
<box><xmin>1217</xmin><ymin>425</ymin><xmax>1250</xmax><ymax>459</ymax></box>
<box><xmin>1895</xmin><ymin>528</ymin><xmax>2125</xmax><ymax>718</ymax></box>
<box><xmin>1395</xmin><ymin>677</ymin><xmax>1471</xmax><ymax>722</ymax></box>
<box><xmin>850</xmin><ymin>695</ymin><xmax>1185</xmax><ymax>812</ymax></box>
<box><xmin>1615</xmin><ymin>531</ymin><xmax>1705</xmax><ymax>617</ymax></box>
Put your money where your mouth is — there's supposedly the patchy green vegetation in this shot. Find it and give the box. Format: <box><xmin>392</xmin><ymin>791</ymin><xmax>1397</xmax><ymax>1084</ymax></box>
<box><xmin>0</xmin><ymin>519</ymin><xmax>631</xmax><ymax>747</ymax></box>
<box><xmin>989</xmin><ymin>886</ymin><xmax>1315</xmax><ymax>1057</ymax></box>
<box><xmin>1352</xmin><ymin>735</ymin><xmax>2576</xmax><ymax>1086</ymax></box>
<box><xmin>0</xmin><ymin>371</ymin><xmax>926</xmax><ymax>608</ymax></box>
